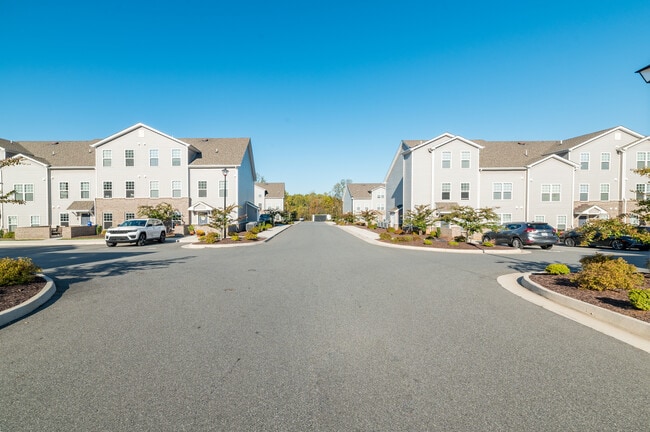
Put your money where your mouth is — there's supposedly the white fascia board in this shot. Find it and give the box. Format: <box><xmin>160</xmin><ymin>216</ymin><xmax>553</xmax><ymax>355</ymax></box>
<box><xmin>6</xmin><ymin>153</ymin><xmax>49</xmax><ymax>168</ymax></box>
<box><xmin>568</xmin><ymin>126</ymin><xmax>644</xmax><ymax>152</ymax></box>
<box><xmin>619</xmin><ymin>135</ymin><xmax>650</xmax><ymax>151</ymax></box>
<box><xmin>431</xmin><ymin>136</ymin><xmax>484</xmax><ymax>151</ymax></box>
<box><xmin>406</xmin><ymin>133</ymin><xmax>456</xmax><ymax>153</ymax></box>
<box><xmin>90</xmin><ymin>123</ymin><xmax>198</xmax><ymax>152</ymax></box>
<box><xmin>526</xmin><ymin>154</ymin><xmax>579</xmax><ymax>169</ymax></box>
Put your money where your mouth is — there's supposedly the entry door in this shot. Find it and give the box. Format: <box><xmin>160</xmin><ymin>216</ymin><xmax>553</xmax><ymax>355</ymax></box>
<box><xmin>81</xmin><ymin>214</ymin><xmax>91</xmax><ymax>226</ymax></box>
<box><xmin>198</xmin><ymin>213</ymin><xmax>208</xmax><ymax>225</ymax></box>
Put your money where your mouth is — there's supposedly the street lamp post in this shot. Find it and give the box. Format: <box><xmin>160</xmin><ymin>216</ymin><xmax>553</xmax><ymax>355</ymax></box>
<box><xmin>635</xmin><ymin>64</ymin><xmax>650</xmax><ymax>83</ymax></box>
<box><xmin>222</xmin><ymin>168</ymin><xmax>229</xmax><ymax>239</ymax></box>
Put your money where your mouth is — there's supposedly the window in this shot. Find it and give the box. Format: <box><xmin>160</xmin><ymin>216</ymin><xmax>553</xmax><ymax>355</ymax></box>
<box><xmin>492</xmin><ymin>183</ymin><xmax>512</xmax><ymax>200</ymax></box>
<box><xmin>219</xmin><ymin>180</ymin><xmax>227</xmax><ymax>198</ymax></box>
<box><xmin>441</xmin><ymin>151</ymin><xmax>451</xmax><ymax>168</ymax></box>
<box><xmin>125</xmin><ymin>212</ymin><xmax>135</xmax><ymax>220</ymax></box>
<box><xmin>636</xmin><ymin>184</ymin><xmax>648</xmax><ymax>201</ymax></box>
<box><xmin>461</xmin><ymin>151</ymin><xmax>470</xmax><ymax>168</ymax></box>
<box><xmin>198</xmin><ymin>181</ymin><xmax>207</xmax><ymax>198</ymax></box>
<box><xmin>125</xmin><ymin>149</ymin><xmax>134</xmax><ymax>167</ymax></box>
<box><xmin>637</xmin><ymin>152</ymin><xmax>650</xmax><ymax>169</ymax></box>
<box><xmin>59</xmin><ymin>182</ymin><xmax>69</xmax><ymax>199</ymax></box>
<box><xmin>172</xmin><ymin>180</ymin><xmax>181</xmax><ymax>198</ymax></box>
<box><xmin>441</xmin><ymin>183</ymin><xmax>451</xmax><ymax>200</ymax></box>
<box><xmin>150</xmin><ymin>181</ymin><xmax>159</xmax><ymax>198</ymax></box>
<box><xmin>601</xmin><ymin>152</ymin><xmax>610</xmax><ymax>170</ymax></box>
<box><xmin>13</xmin><ymin>184</ymin><xmax>34</xmax><ymax>201</ymax></box>
<box><xmin>150</xmin><ymin>149</ymin><xmax>159</xmax><ymax>166</ymax></box>
<box><xmin>103</xmin><ymin>181</ymin><xmax>112</xmax><ymax>198</ymax></box>
<box><xmin>8</xmin><ymin>216</ymin><xmax>17</xmax><ymax>232</ymax></box>
<box><xmin>534</xmin><ymin>215</ymin><xmax>545</xmax><ymax>222</ymax></box>
<box><xmin>103</xmin><ymin>150</ymin><xmax>112</xmax><ymax>167</ymax></box>
<box><xmin>557</xmin><ymin>215</ymin><xmax>567</xmax><ymax>231</ymax></box>
<box><xmin>103</xmin><ymin>213</ymin><xmax>113</xmax><ymax>229</ymax></box>
<box><xmin>125</xmin><ymin>181</ymin><xmax>135</xmax><ymax>198</ymax></box>
<box><xmin>80</xmin><ymin>182</ymin><xmax>90</xmax><ymax>199</ymax></box>
<box><xmin>60</xmin><ymin>213</ymin><xmax>69</xmax><ymax>227</ymax></box>
<box><xmin>580</xmin><ymin>152</ymin><xmax>589</xmax><ymax>170</ymax></box>
<box><xmin>600</xmin><ymin>183</ymin><xmax>610</xmax><ymax>201</ymax></box>
<box><xmin>460</xmin><ymin>183</ymin><xmax>470</xmax><ymax>200</ymax></box>
<box><xmin>541</xmin><ymin>184</ymin><xmax>560</xmax><ymax>202</ymax></box>
<box><xmin>579</xmin><ymin>184</ymin><xmax>589</xmax><ymax>201</ymax></box>
<box><xmin>172</xmin><ymin>149</ymin><xmax>181</xmax><ymax>166</ymax></box>
<box><xmin>30</xmin><ymin>215</ymin><xmax>40</xmax><ymax>227</ymax></box>
<box><xmin>499</xmin><ymin>213</ymin><xmax>512</xmax><ymax>224</ymax></box>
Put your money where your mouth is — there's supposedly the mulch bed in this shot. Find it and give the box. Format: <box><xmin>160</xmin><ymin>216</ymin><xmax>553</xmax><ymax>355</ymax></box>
<box><xmin>0</xmin><ymin>277</ymin><xmax>47</xmax><ymax>312</ymax></box>
<box><xmin>529</xmin><ymin>273</ymin><xmax>650</xmax><ymax>323</ymax></box>
<box><xmin>361</xmin><ymin>226</ymin><xmax>511</xmax><ymax>250</ymax></box>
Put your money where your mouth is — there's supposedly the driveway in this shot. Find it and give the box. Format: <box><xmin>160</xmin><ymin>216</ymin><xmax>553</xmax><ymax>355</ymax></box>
<box><xmin>1</xmin><ymin>223</ymin><xmax>648</xmax><ymax>431</ymax></box>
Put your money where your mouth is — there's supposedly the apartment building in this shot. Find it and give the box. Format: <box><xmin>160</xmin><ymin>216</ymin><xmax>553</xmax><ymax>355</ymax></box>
<box><xmin>342</xmin><ymin>183</ymin><xmax>386</xmax><ymax>219</ymax></box>
<box><xmin>384</xmin><ymin>126</ymin><xmax>650</xmax><ymax>229</ymax></box>
<box><xmin>0</xmin><ymin>123</ymin><xmax>258</xmax><ymax>232</ymax></box>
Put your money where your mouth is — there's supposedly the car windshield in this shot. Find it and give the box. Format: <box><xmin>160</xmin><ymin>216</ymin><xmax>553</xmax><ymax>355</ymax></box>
<box><xmin>119</xmin><ymin>220</ymin><xmax>146</xmax><ymax>227</ymax></box>
<box><xmin>529</xmin><ymin>223</ymin><xmax>553</xmax><ymax>230</ymax></box>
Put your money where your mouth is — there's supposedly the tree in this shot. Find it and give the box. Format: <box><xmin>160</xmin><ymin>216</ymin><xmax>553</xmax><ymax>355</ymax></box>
<box><xmin>331</xmin><ymin>179</ymin><xmax>352</xmax><ymax>200</ymax></box>
<box><xmin>208</xmin><ymin>204</ymin><xmax>240</xmax><ymax>237</ymax></box>
<box><xmin>438</xmin><ymin>206</ymin><xmax>499</xmax><ymax>241</ymax></box>
<box><xmin>577</xmin><ymin>217</ymin><xmax>649</xmax><ymax>245</ymax></box>
<box><xmin>256</xmin><ymin>172</ymin><xmax>266</xmax><ymax>183</ymax></box>
<box><xmin>0</xmin><ymin>157</ymin><xmax>24</xmax><ymax>205</ymax></box>
<box><xmin>630</xmin><ymin>167</ymin><xmax>650</xmax><ymax>223</ymax></box>
<box><xmin>402</xmin><ymin>204</ymin><xmax>437</xmax><ymax>234</ymax></box>
<box><xmin>137</xmin><ymin>203</ymin><xmax>177</xmax><ymax>230</ymax></box>
<box><xmin>358</xmin><ymin>209</ymin><xmax>381</xmax><ymax>227</ymax></box>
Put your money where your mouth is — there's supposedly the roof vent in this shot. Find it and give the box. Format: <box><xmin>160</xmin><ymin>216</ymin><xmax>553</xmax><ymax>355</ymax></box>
<box><xmin>215</xmin><ymin>148</ymin><xmax>219</xmax><ymax>153</ymax></box>
<box><xmin>52</xmin><ymin>141</ymin><xmax>59</xmax><ymax>145</ymax></box>
<box><xmin>203</xmin><ymin>138</ymin><xmax>209</xmax><ymax>142</ymax></box>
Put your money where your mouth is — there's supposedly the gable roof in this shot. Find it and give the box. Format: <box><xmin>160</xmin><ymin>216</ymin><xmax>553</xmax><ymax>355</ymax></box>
<box><xmin>15</xmin><ymin>140</ymin><xmax>99</xmax><ymax>167</ymax></box>
<box><xmin>545</xmin><ymin>126</ymin><xmax>643</xmax><ymax>154</ymax></box>
<box><xmin>347</xmin><ymin>183</ymin><xmax>384</xmax><ymax>199</ymax></box>
<box><xmin>183</xmin><ymin>138</ymin><xmax>251</xmax><ymax>166</ymax></box>
<box><xmin>476</xmin><ymin>139</ymin><xmax>556</xmax><ymax>168</ymax></box>
<box><xmin>255</xmin><ymin>182</ymin><xmax>285</xmax><ymax>199</ymax></box>
<box><xmin>90</xmin><ymin>123</ymin><xmax>200</xmax><ymax>152</ymax></box>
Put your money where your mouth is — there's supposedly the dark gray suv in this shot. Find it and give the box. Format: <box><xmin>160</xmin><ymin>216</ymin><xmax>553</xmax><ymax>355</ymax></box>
<box><xmin>482</xmin><ymin>222</ymin><xmax>558</xmax><ymax>249</ymax></box>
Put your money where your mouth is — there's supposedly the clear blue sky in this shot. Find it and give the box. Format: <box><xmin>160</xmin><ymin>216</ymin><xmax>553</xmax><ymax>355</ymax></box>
<box><xmin>2</xmin><ymin>0</ymin><xmax>650</xmax><ymax>194</ymax></box>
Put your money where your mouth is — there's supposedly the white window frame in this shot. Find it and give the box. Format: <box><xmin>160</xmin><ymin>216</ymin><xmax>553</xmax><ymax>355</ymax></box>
<box><xmin>103</xmin><ymin>150</ymin><xmax>112</xmax><ymax>167</ymax></box>
<box><xmin>125</xmin><ymin>181</ymin><xmax>135</xmax><ymax>198</ymax></box>
<box><xmin>460</xmin><ymin>182</ymin><xmax>470</xmax><ymax>200</ymax></box>
<box><xmin>441</xmin><ymin>182</ymin><xmax>451</xmax><ymax>200</ymax></box>
<box><xmin>103</xmin><ymin>212</ymin><xmax>113</xmax><ymax>229</ymax></box>
<box><xmin>172</xmin><ymin>180</ymin><xmax>181</xmax><ymax>198</ymax></box>
<box><xmin>125</xmin><ymin>212</ymin><xmax>135</xmax><ymax>220</ymax></box>
<box><xmin>171</xmin><ymin>149</ymin><xmax>181</xmax><ymax>166</ymax></box>
<box><xmin>637</xmin><ymin>151</ymin><xmax>650</xmax><ymax>169</ymax></box>
<box><xmin>219</xmin><ymin>180</ymin><xmax>227</xmax><ymax>198</ymax></box>
<box><xmin>103</xmin><ymin>181</ymin><xmax>112</xmax><ymax>199</ymax></box>
<box><xmin>59</xmin><ymin>182</ymin><xmax>69</xmax><ymax>199</ymax></box>
<box><xmin>198</xmin><ymin>181</ymin><xmax>207</xmax><ymax>198</ymax></box>
<box><xmin>579</xmin><ymin>184</ymin><xmax>589</xmax><ymax>201</ymax></box>
<box><xmin>580</xmin><ymin>152</ymin><xmax>589</xmax><ymax>170</ymax></box>
<box><xmin>59</xmin><ymin>213</ymin><xmax>69</xmax><ymax>226</ymax></box>
<box><xmin>636</xmin><ymin>183</ymin><xmax>647</xmax><ymax>201</ymax></box>
<box><xmin>534</xmin><ymin>215</ymin><xmax>545</xmax><ymax>222</ymax></box>
<box><xmin>149</xmin><ymin>149</ymin><xmax>159</xmax><ymax>167</ymax></box>
<box><xmin>541</xmin><ymin>184</ymin><xmax>560</xmax><ymax>202</ymax></box>
<box><xmin>499</xmin><ymin>213</ymin><xmax>512</xmax><ymax>224</ymax></box>
<box><xmin>461</xmin><ymin>151</ymin><xmax>470</xmax><ymax>168</ymax></box>
<box><xmin>557</xmin><ymin>215</ymin><xmax>567</xmax><ymax>231</ymax></box>
<box><xmin>441</xmin><ymin>151</ymin><xmax>451</xmax><ymax>169</ymax></box>
<box><xmin>8</xmin><ymin>216</ymin><xmax>18</xmax><ymax>232</ymax></box>
<box><xmin>600</xmin><ymin>183</ymin><xmax>610</xmax><ymax>201</ymax></box>
<box><xmin>80</xmin><ymin>182</ymin><xmax>90</xmax><ymax>199</ymax></box>
<box><xmin>150</xmin><ymin>181</ymin><xmax>159</xmax><ymax>198</ymax></box>
<box><xmin>600</xmin><ymin>152</ymin><xmax>610</xmax><ymax>170</ymax></box>
<box><xmin>125</xmin><ymin>149</ymin><xmax>134</xmax><ymax>167</ymax></box>
<box><xmin>30</xmin><ymin>215</ymin><xmax>40</xmax><ymax>227</ymax></box>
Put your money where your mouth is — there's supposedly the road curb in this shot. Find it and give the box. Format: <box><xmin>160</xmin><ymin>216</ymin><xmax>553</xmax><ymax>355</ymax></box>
<box><xmin>520</xmin><ymin>273</ymin><xmax>650</xmax><ymax>339</ymax></box>
<box><xmin>182</xmin><ymin>224</ymin><xmax>292</xmax><ymax>249</ymax></box>
<box><xmin>0</xmin><ymin>274</ymin><xmax>56</xmax><ymax>328</ymax></box>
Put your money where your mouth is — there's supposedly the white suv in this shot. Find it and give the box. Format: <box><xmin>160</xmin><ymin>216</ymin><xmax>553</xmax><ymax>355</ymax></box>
<box><xmin>105</xmin><ymin>218</ymin><xmax>167</xmax><ymax>247</ymax></box>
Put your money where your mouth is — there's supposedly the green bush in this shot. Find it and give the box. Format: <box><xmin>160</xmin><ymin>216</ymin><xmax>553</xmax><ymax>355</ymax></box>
<box><xmin>379</xmin><ymin>232</ymin><xmax>392</xmax><ymax>241</ymax></box>
<box><xmin>96</xmin><ymin>225</ymin><xmax>103</xmax><ymax>236</ymax></box>
<box><xmin>230</xmin><ymin>233</ymin><xmax>240</xmax><ymax>241</ymax></box>
<box><xmin>628</xmin><ymin>289</ymin><xmax>650</xmax><ymax>310</ymax></box>
<box><xmin>448</xmin><ymin>241</ymin><xmax>459</xmax><ymax>246</ymax></box>
<box><xmin>368</xmin><ymin>223</ymin><xmax>377</xmax><ymax>230</ymax></box>
<box><xmin>423</xmin><ymin>239</ymin><xmax>433</xmax><ymax>245</ymax></box>
<box><xmin>200</xmin><ymin>232</ymin><xmax>220</xmax><ymax>244</ymax></box>
<box><xmin>571</xmin><ymin>258</ymin><xmax>644</xmax><ymax>291</ymax></box>
<box><xmin>454</xmin><ymin>235</ymin><xmax>466</xmax><ymax>243</ymax></box>
<box><xmin>245</xmin><ymin>231</ymin><xmax>258</xmax><ymax>241</ymax></box>
<box><xmin>393</xmin><ymin>235</ymin><xmax>414</xmax><ymax>242</ymax></box>
<box><xmin>579</xmin><ymin>253</ymin><xmax>614</xmax><ymax>267</ymax></box>
<box><xmin>0</xmin><ymin>257</ymin><xmax>41</xmax><ymax>286</ymax></box>
<box><xmin>387</xmin><ymin>227</ymin><xmax>396</xmax><ymax>233</ymax></box>
<box><xmin>545</xmin><ymin>263</ymin><xmax>570</xmax><ymax>275</ymax></box>
<box><xmin>482</xmin><ymin>241</ymin><xmax>494</xmax><ymax>247</ymax></box>
<box><xmin>3</xmin><ymin>231</ymin><xmax>15</xmax><ymax>239</ymax></box>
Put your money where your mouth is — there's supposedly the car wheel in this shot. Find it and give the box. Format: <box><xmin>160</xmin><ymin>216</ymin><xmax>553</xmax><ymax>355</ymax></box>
<box><xmin>511</xmin><ymin>238</ymin><xmax>523</xmax><ymax>249</ymax></box>
<box><xmin>611</xmin><ymin>239</ymin><xmax>625</xmax><ymax>250</ymax></box>
<box><xmin>564</xmin><ymin>237</ymin><xmax>576</xmax><ymax>247</ymax></box>
<box><xmin>106</xmin><ymin>242</ymin><xmax>116</xmax><ymax>247</ymax></box>
<box><xmin>540</xmin><ymin>245</ymin><xmax>553</xmax><ymax>250</ymax></box>
<box><xmin>137</xmin><ymin>233</ymin><xmax>147</xmax><ymax>246</ymax></box>
<box><xmin>159</xmin><ymin>231</ymin><xmax>166</xmax><ymax>243</ymax></box>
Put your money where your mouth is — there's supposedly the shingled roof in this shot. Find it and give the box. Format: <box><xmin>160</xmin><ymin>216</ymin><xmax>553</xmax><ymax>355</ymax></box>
<box><xmin>182</xmin><ymin>138</ymin><xmax>251</xmax><ymax>166</ymax></box>
<box><xmin>16</xmin><ymin>140</ymin><xmax>99</xmax><ymax>167</ymax></box>
<box><xmin>256</xmin><ymin>182</ymin><xmax>285</xmax><ymax>199</ymax></box>
<box><xmin>347</xmin><ymin>183</ymin><xmax>383</xmax><ymax>199</ymax></box>
<box><xmin>475</xmin><ymin>140</ymin><xmax>557</xmax><ymax>168</ymax></box>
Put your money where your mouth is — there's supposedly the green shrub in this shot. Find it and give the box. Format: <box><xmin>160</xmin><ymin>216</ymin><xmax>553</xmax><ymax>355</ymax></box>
<box><xmin>230</xmin><ymin>233</ymin><xmax>240</xmax><ymax>241</ymax></box>
<box><xmin>628</xmin><ymin>289</ymin><xmax>650</xmax><ymax>310</ymax></box>
<box><xmin>545</xmin><ymin>263</ymin><xmax>570</xmax><ymax>275</ymax></box>
<box><xmin>393</xmin><ymin>235</ymin><xmax>414</xmax><ymax>242</ymax></box>
<box><xmin>571</xmin><ymin>258</ymin><xmax>644</xmax><ymax>291</ymax></box>
<box><xmin>3</xmin><ymin>231</ymin><xmax>15</xmax><ymax>239</ymax></box>
<box><xmin>454</xmin><ymin>235</ymin><xmax>466</xmax><ymax>243</ymax></box>
<box><xmin>196</xmin><ymin>229</ymin><xmax>205</xmax><ymax>237</ymax></box>
<box><xmin>245</xmin><ymin>231</ymin><xmax>258</xmax><ymax>240</ymax></box>
<box><xmin>579</xmin><ymin>253</ymin><xmax>614</xmax><ymax>268</ymax></box>
<box><xmin>423</xmin><ymin>239</ymin><xmax>433</xmax><ymax>245</ymax></box>
<box><xmin>200</xmin><ymin>232</ymin><xmax>220</xmax><ymax>244</ymax></box>
<box><xmin>448</xmin><ymin>241</ymin><xmax>459</xmax><ymax>246</ymax></box>
<box><xmin>0</xmin><ymin>257</ymin><xmax>41</xmax><ymax>286</ymax></box>
<box><xmin>368</xmin><ymin>223</ymin><xmax>377</xmax><ymax>230</ymax></box>
<box><xmin>250</xmin><ymin>225</ymin><xmax>261</xmax><ymax>234</ymax></box>
<box><xmin>0</xmin><ymin>229</ymin><xmax>4</xmax><ymax>237</ymax></box>
<box><xmin>387</xmin><ymin>227</ymin><xmax>396</xmax><ymax>233</ymax></box>
<box><xmin>482</xmin><ymin>241</ymin><xmax>494</xmax><ymax>247</ymax></box>
<box><xmin>379</xmin><ymin>232</ymin><xmax>392</xmax><ymax>241</ymax></box>
<box><xmin>96</xmin><ymin>225</ymin><xmax>103</xmax><ymax>236</ymax></box>
<box><xmin>188</xmin><ymin>224</ymin><xmax>195</xmax><ymax>233</ymax></box>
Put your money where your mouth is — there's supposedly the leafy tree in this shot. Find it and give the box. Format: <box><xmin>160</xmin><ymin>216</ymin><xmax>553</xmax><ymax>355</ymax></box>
<box><xmin>208</xmin><ymin>204</ymin><xmax>240</xmax><ymax>236</ymax></box>
<box><xmin>358</xmin><ymin>209</ymin><xmax>381</xmax><ymax>227</ymax></box>
<box><xmin>438</xmin><ymin>205</ymin><xmax>499</xmax><ymax>241</ymax></box>
<box><xmin>256</xmin><ymin>172</ymin><xmax>267</xmax><ymax>183</ymax></box>
<box><xmin>340</xmin><ymin>212</ymin><xmax>355</xmax><ymax>224</ymax></box>
<box><xmin>331</xmin><ymin>179</ymin><xmax>352</xmax><ymax>200</ymax></box>
<box><xmin>577</xmin><ymin>217</ymin><xmax>649</xmax><ymax>245</ymax></box>
<box><xmin>630</xmin><ymin>167</ymin><xmax>650</xmax><ymax>223</ymax></box>
<box><xmin>0</xmin><ymin>157</ymin><xmax>24</xmax><ymax>204</ymax></box>
<box><xmin>403</xmin><ymin>204</ymin><xmax>437</xmax><ymax>234</ymax></box>
<box><xmin>137</xmin><ymin>203</ymin><xmax>177</xmax><ymax>230</ymax></box>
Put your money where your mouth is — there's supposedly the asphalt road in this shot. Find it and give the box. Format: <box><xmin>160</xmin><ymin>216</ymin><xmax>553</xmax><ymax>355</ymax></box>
<box><xmin>1</xmin><ymin>223</ymin><xmax>649</xmax><ymax>431</ymax></box>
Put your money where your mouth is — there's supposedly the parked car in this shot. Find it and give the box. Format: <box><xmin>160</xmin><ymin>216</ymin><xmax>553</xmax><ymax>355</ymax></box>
<box><xmin>561</xmin><ymin>227</ymin><xmax>650</xmax><ymax>250</ymax></box>
<box><xmin>105</xmin><ymin>218</ymin><xmax>167</xmax><ymax>247</ymax></box>
<box><xmin>482</xmin><ymin>222</ymin><xmax>558</xmax><ymax>249</ymax></box>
